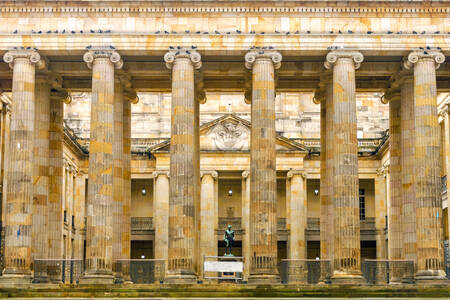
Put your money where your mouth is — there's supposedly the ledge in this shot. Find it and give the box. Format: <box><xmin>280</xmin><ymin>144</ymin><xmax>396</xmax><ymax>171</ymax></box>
<box><xmin>1</xmin><ymin>283</ymin><xmax>450</xmax><ymax>298</ymax></box>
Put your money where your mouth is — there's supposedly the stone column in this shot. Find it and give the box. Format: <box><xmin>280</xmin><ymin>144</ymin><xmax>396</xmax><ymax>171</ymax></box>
<box><xmin>1</xmin><ymin>49</ymin><xmax>44</xmax><ymax>283</ymax></box>
<box><xmin>82</xmin><ymin>48</ymin><xmax>123</xmax><ymax>284</ymax></box>
<box><xmin>73</xmin><ymin>174</ymin><xmax>86</xmax><ymax>260</ymax></box>
<box><xmin>164</xmin><ymin>49</ymin><xmax>202</xmax><ymax>283</ymax></box>
<box><xmin>324</xmin><ymin>50</ymin><xmax>364</xmax><ymax>283</ymax></box>
<box><xmin>241</xmin><ymin>170</ymin><xmax>250</xmax><ymax>281</ymax></box>
<box><xmin>0</xmin><ymin>102</ymin><xmax>11</xmax><ymax>273</ymax></box>
<box><xmin>383</xmin><ymin>89</ymin><xmax>403</xmax><ymax>282</ymax></box>
<box><xmin>314</xmin><ymin>72</ymin><xmax>334</xmax><ymax>280</ymax></box>
<box><xmin>398</xmin><ymin>75</ymin><xmax>417</xmax><ymax>278</ymax></box>
<box><xmin>286</xmin><ymin>171</ymin><xmax>306</xmax><ymax>260</ymax></box>
<box><xmin>112</xmin><ymin>75</ymin><xmax>124</xmax><ymax>280</ymax></box>
<box><xmin>121</xmin><ymin>81</ymin><xmax>135</xmax><ymax>283</ymax></box>
<box><xmin>48</xmin><ymin>86</ymin><xmax>70</xmax><ymax>282</ymax></box>
<box><xmin>199</xmin><ymin>171</ymin><xmax>218</xmax><ymax>278</ymax></box>
<box><xmin>443</xmin><ymin>104</ymin><xmax>450</xmax><ymax>255</ymax></box>
<box><xmin>404</xmin><ymin>50</ymin><xmax>447</xmax><ymax>282</ymax></box>
<box><xmin>375</xmin><ymin>169</ymin><xmax>387</xmax><ymax>260</ymax></box>
<box><xmin>32</xmin><ymin>73</ymin><xmax>51</xmax><ymax>270</ymax></box>
<box><xmin>244</xmin><ymin>50</ymin><xmax>282</xmax><ymax>283</ymax></box>
<box><xmin>153</xmin><ymin>171</ymin><xmax>169</xmax><ymax>271</ymax></box>
<box><xmin>286</xmin><ymin>170</ymin><xmax>307</xmax><ymax>283</ymax></box>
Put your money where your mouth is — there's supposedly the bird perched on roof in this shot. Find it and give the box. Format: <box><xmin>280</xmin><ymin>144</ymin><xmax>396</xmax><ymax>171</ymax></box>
<box><xmin>215</xmin><ymin>30</ymin><xmax>220</xmax><ymax>34</ymax></box>
<box><xmin>387</xmin><ymin>31</ymin><xmax>393</xmax><ymax>34</ymax></box>
<box><xmin>109</xmin><ymin>45</ymin><xmax>115</xmax><ymax>49</ymax></box>
<box><xmin>435</xmin><ymin>31</ymin><xmax>440</xmax><ymax>34</ymax></box>
<box><xmin>13</xmin><ymin>29</ymin><xmax>18</xmax><ymax>34</ymax></box>
<box><xmin>191</xmin><ymin>45</ymin><xmax>197</xmax><ymax>49</ymax></box>
<box><xmin>421</xmin><ymin>31</ymin><xmax>426</xmax><ymax>34</ymax></box>
<box><xmin>250</xmin><ymin>30</ymin><xmax>255</xmax><ymax>34</ymax></box>
<box><xmin>90</xmin><ymin>29</ymin><xmax>95</xmax><ymax>33</ymax></box>
<box><xmin>412</xmin><ymin>31</ymin><xmax>417</xmax><ymax>34</ymax></box>
<box><xmin>307</xmin><ymin>30</ymin><xmax>311</xmax><ymax>34</ymax></box>
<box><xmin>169</xmin><ymin>46</ymin><xmax>174</xmax><ymax>49</ymax></box>
<box><xmin>236</xmin><ymin>30</ymin><xmax>241</xmax><ymax>34</ymax></box>
<box><xmin>348</xmin><ymin>30</ymin><xmax>353</xmax><ymax>34</ymax></box>
<box><xmin>185</xmin><ymin>30</ymin><xmax>190</xmax><ymax>33</ymax></box>
<box><xmin>275</xmin><ymin>30</ymin><xmax>280</xmax><ymax>34</ymax></box>
<box><xmin>367</xmin><ymin>31</ymin><xmax>373</xmax><ymax>34</ymax></box>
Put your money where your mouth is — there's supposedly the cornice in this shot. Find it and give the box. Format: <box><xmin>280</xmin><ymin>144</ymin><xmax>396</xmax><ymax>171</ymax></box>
<box><xmin>1</xmin><ymin>5</ymin><xmax>449</xmax><ymax>15</ymax></box>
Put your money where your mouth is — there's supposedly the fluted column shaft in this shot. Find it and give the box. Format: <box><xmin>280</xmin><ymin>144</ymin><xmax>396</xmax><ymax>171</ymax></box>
<box><xmin>121</xmin><ymin>88</ymin><xmax>132</xmax><ymax>281</ymax></box>
<box><xmin>316</xmin><ymin>74</ymin><xmax>334</xmax><ymax>279</ymax></box>
<box><xmin>405</xmin><ymin>50</ymin><xmax>446</xmax><ymax>280</ymax></box>
<box><xmin>48</xmin><ymin>89</ymin><xmax>67</xmax><ymax>272</ymax></box>
<box><xmin>112</xmin><ymin>77</ymin><xmax>124</xmax><ymax>277</ymax></box>
<box><xmin>153</xmin><ymin>171</ymin><xmax>169</xmax><ymax>266</ymax></box>
<box><xmin>2</xmin><ymin>50</ymin><xmax>43</xmax><ymax>281</ymax></box>
<box><xmin>324</xmin><ymin>51</ymin><xmax>364</xmax><ymax>282</ymax></box>
<box><xmin>443</xmin><ymin>106</ymin><xmax>450</xmax><ymax>250</ymax></box>
<box><xmin>164</xmin><ymin>49</ymin><xmax>202</xmax><ymax>282</ymax></box>
<box><xmin>199</xmin><ymin>171</ymin><xmax>218</xmax><ymax>278</ymax></box>
<box><xmin>245</xmin><ymin>50</ymin><xmax>282</xmax><ymax>281</ymax></box>
<box><xmin>82</xmin><ymin>49</ymin><xmax>123</xmax><ymax>283</ymax></box>
<box><xmin>32</xmin><ymin>75</ymin><xmax>51</xmax><ymax>266</ymax></box>
<box><xmin>400</xmin><ymin>76</ymin><xmax>417</xmax><ymax>266</ymax></box>
<box><xmin>73</xmin><ymin>174</ymin><xmax>86</xmax><ymax>260</ymax></box>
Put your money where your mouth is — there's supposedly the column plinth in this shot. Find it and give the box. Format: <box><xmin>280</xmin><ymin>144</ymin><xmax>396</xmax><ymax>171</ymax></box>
<box><xmin>164</xmin><ymin>49</ymin><xmax>202</xmax><ymax>284</ymax></box>
<box><xmin>404</xmin><ymin>50</ymin><xmax>447</xmax><ymax>283</ymax></box>
<box><xmin>324</xmin><ymin>50</ymin><xmax>364</xmax><ymax>284</ymax></box>
<box><xmin>81</xmin><ymin>48</ymin><xmax>123</xmax><ymax>285</ymax></box>
<box><xmin>1</xmin><ymin>50</ymin><xmax>44</xmax><ymax>283</ymax></box>
<box><xmin>245</xmin><ymin>50</ymin><xmax>281</xmax><ymax>284</ymax></box>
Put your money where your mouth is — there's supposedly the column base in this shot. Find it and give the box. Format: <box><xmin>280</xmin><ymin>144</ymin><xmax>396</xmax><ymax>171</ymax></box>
<box><xmin>79</xmin><ymin>274</ymin><xmax>115</xmax><ymax>285</ymax></box>
<box><xmin>164</xmin><ymin>274</ymin><xmax>198</xmax><ymax>284</ymax></box>
<box><xmin>0</xmin><ymin>273</ymin><xmax>32</xmax><ymax>285</ymax></box>
<box><xmin>415</xmin><ymin>270</ymin><xmax>448</xmax><ymax>285</ymax></box>
<box><xmin>331</xmin><ymin>271</ymin><xmax>365</xmax><ymax>285</ymax></box>
<box><xmin>248</xmin><ymin>274</ymin><xmax>280</xmax><ymax>284</ymax></box>
<box><xmin>286</xmin><ymin>274</ymin><xmax>308</xmax><ymax>284</ymax></box>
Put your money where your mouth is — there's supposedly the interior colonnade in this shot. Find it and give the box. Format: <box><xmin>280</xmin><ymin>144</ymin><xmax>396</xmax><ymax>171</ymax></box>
<box><xmin>0</xmin><ymin>46</ymin><xmax>447</xmax><ymax>284</ymax></box>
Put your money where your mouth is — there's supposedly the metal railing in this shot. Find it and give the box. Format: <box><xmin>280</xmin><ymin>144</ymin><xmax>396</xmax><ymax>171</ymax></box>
<box><xmin>34</xmin><ymin>259</ymin><xmax>83</xmax><ymax>284</ymax></box>
<box><xmin>362</xmin><ymin>259</ymin><xmax>415</xmax><ymax>284</ymax></box>
<box><xmin>131</xmin><ymin>217</ymin><xmax>153</xmax><ymax>231</ymax></box>
<box><xmin>115</xmin><ymin>259</ymin><xmax>165</xmax><ymax>284</ymax></box>
<box><xmin>281</xmin><ymin>259</ymin><xmax>332</xmax><ymax>284</ymax></box>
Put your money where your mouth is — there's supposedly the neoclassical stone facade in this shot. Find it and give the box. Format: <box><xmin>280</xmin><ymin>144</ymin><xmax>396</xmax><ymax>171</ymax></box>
<box><xmin>0</xmin><ymin>0</ymin><xmax>448</xmax><ymax>286</ymax></box>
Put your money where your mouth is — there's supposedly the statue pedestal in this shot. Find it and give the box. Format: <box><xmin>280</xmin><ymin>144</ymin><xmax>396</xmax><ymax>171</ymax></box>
<box><xmin>203</xmin><ymin>256</ymin><xmax>244</xmax><ymax>283</ymax></box>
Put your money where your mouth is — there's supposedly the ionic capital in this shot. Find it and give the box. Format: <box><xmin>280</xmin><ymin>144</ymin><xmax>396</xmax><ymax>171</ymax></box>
<box><xmin>116</xmin><ymin>73</ymin><xmax>139</xmax><ymax>104</ymax></box>
<box><xmin>164</xmin><ymin>49</ymin><xmax>202</xmax><ymax>70</ymax></box>
<box><xmin>242</xmin><ymin>170</ymin><xmax>249</xmax><ymax>179</ymax></box>
<box><xmin>195</xmin><ymin>70</ymin><xmax>206</xmax><ymax>104</ymax></box>
<box><xmin>200</xmin><ymin>170</ymin><xmax>218</xmax><ymax>179</ymax></box>
<box><xmin>287</xmin><ymin>170</ymin><xmax>307</xmax><ymax>179</ymax></box>
<box><xmin>403</xmin><ymin>50</ymin><xmax>445</xmax><ymax>70</ymax></box>
<box><xmin>47</xmin><ymin>73</ymin><xmax>72</xmax><ymax>104</ymax></box>
<box><xmin>245</xmin><ymin>50</ymin><xmax>282</xmax><ymax>70</ymax></box>
<box><xmin>152</xmin><ymin>170</ymin><xmax>170</xmax><ymax>178</ymax></box>
<box><xmin>381</xmin><ymin>89</ymin><xmax>401</xmax><ymax>104</ymax></box>
<box><xmin>3</xmin><ymin>49</ymin><xmax>46</xmax><ymax>70</ymax></box>
<box><xmin>324</xmin><ymin>50</ymin><xmax>364</xmax><ymax>70</ymax></box>
<box><xmin>83</xmin><ymin>48</ymin><xmax>123</xmax><ymax>70</ymax></box>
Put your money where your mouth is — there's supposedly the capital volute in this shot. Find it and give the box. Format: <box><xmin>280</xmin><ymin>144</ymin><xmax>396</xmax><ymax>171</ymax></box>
<box><xmin>83</xmin><ymin>48</ymin><xmax>123</xmax><ymax>70</ymax></box>
<box><xmin>164</xmin><ymin>49</ymin><xmax>202</xmax><ymax>70</ymax></box>
<box><xmin>152</xmin><ymin>170</ymin><xmax>170</xmax><ymax>178</ymax></box>
<box><xmin>381</xmin><ymin>89</ymin><xmax>401</xmax><ymax>104</ymax></box>
<box><xmin>324</xmin><ymin>50</ymin><xmax>364</xmax><ymax>70</ymax></box>
<box><xmin>242</xmin><ymin>170</ymin><xmax>249</xmax><ymax>179</ymax></box>
<box><xmin>313</xmin><ymin>89</ymin><xmax>325</xmax><ymax>105</ymax></box>
<box><xmin>201</xmin><ymin>170</ymin><xmax>218</xmax><ymax>179</ymax></box>
<box><xmin>245</xmin><ymin>50</ymin><xmax>282</xmax><ymax>70</ymax></box>
<box><xmin>287</xmin><ymin>170</ymin><xmax>306</xmax><ymax>179</ymax></box>
<box><xmin>403</xmin><ymin>50</ymin><xmax>445</xmax><ymax>70</ymax></box>
<box><xmin>3</xmin><ymin>49</ymin><xmax>46</xmax><ymax>70</ymax></box>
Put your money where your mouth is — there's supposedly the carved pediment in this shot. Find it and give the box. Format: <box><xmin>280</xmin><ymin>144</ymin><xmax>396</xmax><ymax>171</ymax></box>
<box><xmin>149</xmin><ymin>114</ymin><xmax>307</xmax><ymax>153</ymax></box>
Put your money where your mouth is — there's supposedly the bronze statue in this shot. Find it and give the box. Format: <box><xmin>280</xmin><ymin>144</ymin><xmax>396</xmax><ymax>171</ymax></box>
<box><xmin>224</xmin><ymin>224</ymin><xmax>235</xmax><ymax>256</ymax></box>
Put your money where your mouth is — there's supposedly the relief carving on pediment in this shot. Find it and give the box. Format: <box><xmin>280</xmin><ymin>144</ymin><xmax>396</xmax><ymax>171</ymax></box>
<box><xmin>208</xmin><ymin>119</ymin><xmax>249</xmax><ymax>151</ymax></box>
